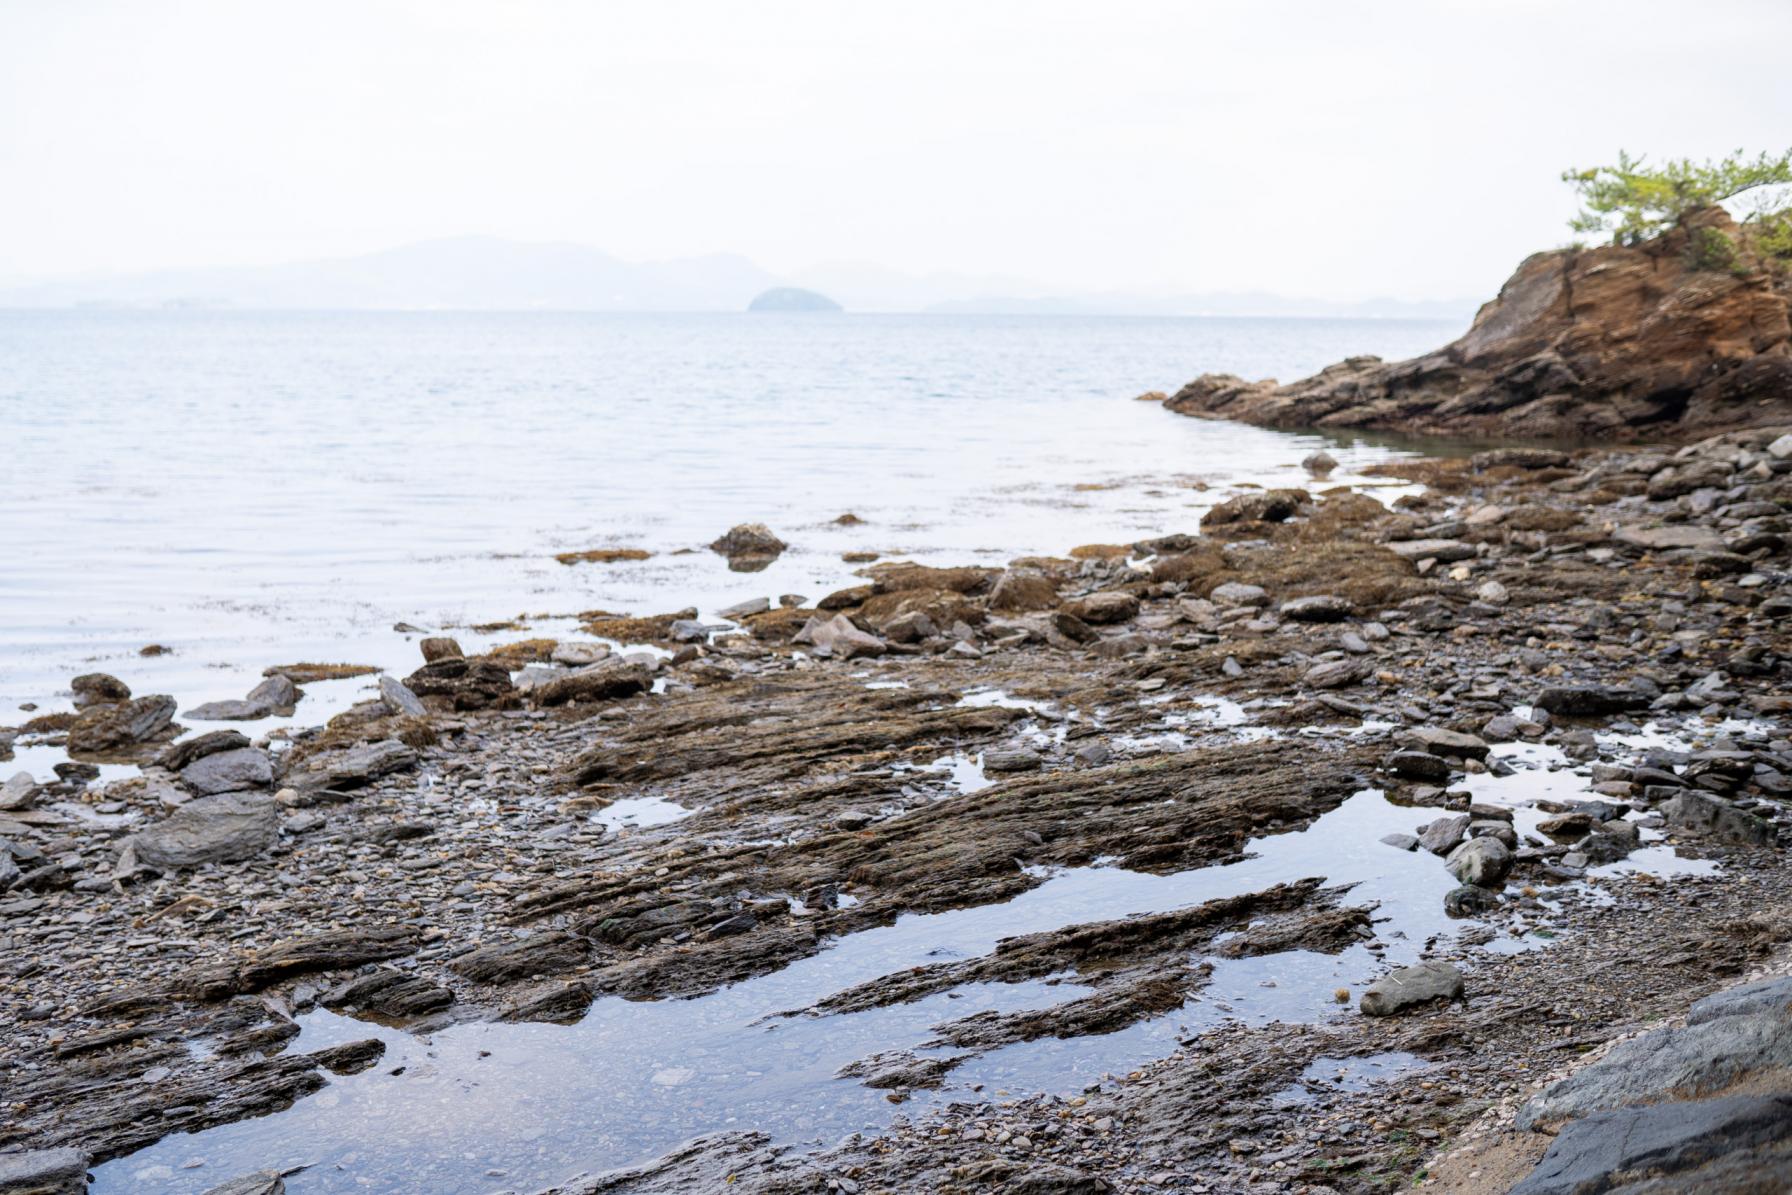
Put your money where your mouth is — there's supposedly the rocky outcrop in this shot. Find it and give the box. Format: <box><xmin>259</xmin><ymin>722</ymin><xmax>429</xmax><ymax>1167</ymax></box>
<box><xmin>1162</xmin><ymin>207</ymin><xmax>1792</xmax><ymax>442</ymax></box>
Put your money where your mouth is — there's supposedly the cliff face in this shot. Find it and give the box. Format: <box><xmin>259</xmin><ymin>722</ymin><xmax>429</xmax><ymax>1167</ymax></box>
<box><xmin>1164</xmin><ymin>207</ymin><xmax>1792</xmax><ymax>441</ymax></box>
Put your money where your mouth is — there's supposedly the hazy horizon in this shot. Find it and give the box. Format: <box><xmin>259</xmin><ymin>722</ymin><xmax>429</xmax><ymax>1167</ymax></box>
<box><xmin>4</xmin><ymin>0</ymin><xmax>1790</xmax><ymax>305</ymax></box>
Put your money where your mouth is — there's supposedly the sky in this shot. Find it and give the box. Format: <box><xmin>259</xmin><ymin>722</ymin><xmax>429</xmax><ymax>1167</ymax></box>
<box><xmin>2</xmin><ymin>0</ymin><xmax>1789</xmax><ymax>302</ymax></box>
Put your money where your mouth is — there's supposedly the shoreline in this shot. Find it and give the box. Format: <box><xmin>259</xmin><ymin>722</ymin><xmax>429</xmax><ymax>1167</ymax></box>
<box><xmin>4</xmin><ymin>423</ymin><xmax>1792</xmax><ymax>1193</ymax></box>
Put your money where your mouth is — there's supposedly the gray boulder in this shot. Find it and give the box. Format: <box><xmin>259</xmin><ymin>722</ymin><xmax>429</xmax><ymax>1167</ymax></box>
<box><xmin>1280</xmin><ymin>594</ymin><xmax>1353</xmax><ymax>622</ymax></box>
<box><xmin>1445</xmin><ymin>836</ymin><xmax>1513</xmax><ymax>888</ymax></box>
<box><xmin>131</xmin><ymin>791</ymin><xmax>280</xmax><ymax>869</ymax></box>
<box><xmin>378</xmin><ymin>675</ymin><xmax>427</xmax><ymax>717</ymax></box>
<box><xmin>0</xmin><ymin>1147</ymin><xmax>90</xmax><ymax>1194</ymax></box>
<box><xmin>287</xmin><ymin>739</ymin><xmax>417</xmax><ymax>792</ymax></box>
<box><xmin>66</xmin><ymin>694</ymin><xmax>178</xmax><ymax>752</ymax></box>
<box><xmin>180</xmin><ymin>747</ymin><xmax>273</xmax><ymax>796</ymax></box>
<box><xmin>1511</xmin><ymin>1094</ymin><xmax>1792</xmax><ymax>1195</ymax></box>
<box><xmin>0</xmin><ymin>772</ymin><xmax>36</xmax><ymax>812</ymax></box>
<box><xmin>1209</xmin><ymin>581</ymin><xmax>1268</xmax><ymax>608</ymax></box>
<box><xmin>1661</xmin><ymin>790</ymin><xmax>1775</xmax><ymax>846</ymax></box>
<box><xmin>533</xmin><ymin>661</ymin><xmax>654</xmax><ymax>706</ymax></box>
<box><xmin>1360</xmin><ymin>961</ymin><xmax>1463</xmax><ymax>1016</ymax></box>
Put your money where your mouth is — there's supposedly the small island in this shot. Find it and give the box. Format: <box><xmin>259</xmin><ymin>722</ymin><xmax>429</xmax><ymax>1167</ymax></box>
<box><xmin>746</xmin><ymin>286</ymin><xmax>843</xmax><ymax>312</ymax></box>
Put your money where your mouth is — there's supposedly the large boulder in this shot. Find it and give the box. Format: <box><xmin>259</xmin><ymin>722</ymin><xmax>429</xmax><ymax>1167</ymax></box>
<box><xmin>1360</xmin><ymin>961</ymin><xmax>1464</xmax><ymax>1016</ymax></box>
<box><xmin>794</xmin><ymin>613</ymin><xmax>887</xmax><ymax>660</ymax></box>
<box><xmin>65</xmin><ymin>694</ymin><xmax>178</xmax><ymax>753</ymax></box>
<box><xmin>130</xmin><ymin>791</ymin><xmax>280</xmax><ymax>869</ymax></box>
<box><xmin>533</xmin><ymin>661</ymin><xmax>653</xmax><ymax>706</ymax></box>
<box><xmin>404</xmin><ymin>657</ymin><xmax>516</xmax><ymax>710</ymax></box>
<box><xmin>987</xmin><ymin>570</ymin><xmax>1061</xmax><ymax>614</ymax></box>
<box><xmin>287</xmin><ymin>739</ymin><xmax>417</xmax><ymax>793</ymax></box>
<box><xmin>180</xmin><ymin>747</ymin><xmax>274</xmax><ymax>796</ymax></box>
<box><xmin>1062</xmin><ymin>591</ymin><xmax>1140</xmax><ymax>625</ymax></box>
<box><xmin>1446</xmin><ymin>836</ymin><xmax>1514</xmax><ymax>888</ymax></box>
<box><xmin>1161</xmin><ymin>207</ymin><xmax>1792</xmax><ymax>442</ymax></box>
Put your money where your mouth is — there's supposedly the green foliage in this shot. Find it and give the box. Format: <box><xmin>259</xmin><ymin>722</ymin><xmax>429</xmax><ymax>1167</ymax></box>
<box><xmin>1562</xmin><ymin>148</ymin><xmax>1792</xmax><ymax>245</ymax></box>
<box><xmin>1689</xmin><ymin>225</ymin><xmax>1741</xmax><ymax>273</ymax></box>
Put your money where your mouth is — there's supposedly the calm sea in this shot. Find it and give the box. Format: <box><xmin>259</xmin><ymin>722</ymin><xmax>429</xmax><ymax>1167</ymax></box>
<box><xmin>0</xmin><ymin>310</ymin><xmax>1456</xmax><ymax>722</ymax></box>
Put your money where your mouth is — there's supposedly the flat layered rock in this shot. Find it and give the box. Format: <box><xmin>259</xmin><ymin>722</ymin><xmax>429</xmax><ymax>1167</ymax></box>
<box><xmin>1359</xmin><ymin>961</ymin><xmax>1463</xmax><ymax>1016</ymax></box>
<box><xmin>130</xmin><ymin>791</ymin><xmax>280</xmax><ymax>869</ymax></box>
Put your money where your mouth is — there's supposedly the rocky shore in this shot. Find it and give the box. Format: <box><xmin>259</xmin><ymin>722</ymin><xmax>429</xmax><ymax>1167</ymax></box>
<box><xmin>4</xmin><ymin>423</ymin><xmax>1792</xmax><ymax>1194</ymax></box>
<box><xmin>1155</xmin><ymin>207</ymin><xmax>1792</xmax><ymax>444</ymax></box>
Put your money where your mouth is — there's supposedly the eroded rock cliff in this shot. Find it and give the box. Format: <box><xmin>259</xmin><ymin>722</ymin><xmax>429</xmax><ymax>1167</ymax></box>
<box><xmin>1163</xmin><ymin>207</ymin><xmax>1792</xmax><ymax>441</ymax></box>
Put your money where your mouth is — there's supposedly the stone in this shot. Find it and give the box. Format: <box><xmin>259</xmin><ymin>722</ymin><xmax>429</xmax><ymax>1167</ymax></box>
<box><xmin>1380</xmin><ymin>833</ymin><xmax>1419</xmax><ymax>851</ymax></box>
<box><xmin>1534</xmin><ymin>685</ymin><xmax>1647</xmax><ymax>716</ymax></box>
<box><xmin>709</xmin><ymin>523</ymin><xmax>787</xmax><ymax>558</ymax></box>
<box><xmin>1201</xmin><ymin>489</ymin><xmax>1307</xmax><ymax>527</ymax></box>
<box><xmin>797</xmin><ymin>613</ymin><xmax>887</xmax><ymax>660</ymax></box>
<box><xmin>1360</xmin><ymin>961</ymin><xmax>1463</xmax><ymax>1016</ymax></box>
<box><xmin>1301</xmin><ymin>450</ymin><xmax>1338</xmax><ymax>476</ymax></box>
<box><xmin>1661</xmin><ymin>790</ymin><xmax>1775</xmax><ymax>846</ymax></box>
<box><xmin>69</xmin><ymin>672</ymin><xmax>129</xmax><ymax>706</ymax></box>
<box><xmin>0</xmin><ymin>772</ymin><xmax>36</xmax><ymax>812</ymax></box>
<box><xmin>534</xmin><ymin>661</ymin><xmax>654</xmax><ymax>706</ymax></box>
<box><xmin>1769</xmin><ymin>432</ymin><xmax>1792</xmax><ymax>459</ymax></box>
<box><xmin>1418</xmin><ymin>815</ymin><xmax>1469</xmax><ymax>856</ymax></box>
<box><xmin>1511</xmin><ymin>1094</ymin><xmax>1792</xmax><ymax>1195</ymax></box>
<box><xmin>550</xmin><ymin>642</ymin><xmax>610</xmax><ymax>667</ymax></box>
<box><xmin>1443</xmin><ymin>884</ymin><xmax>1497</xmax><ymax>917</ymax></box>
<box><xmin>1280</xmin><ymin>595</ymin><xmax>1353</xmax><ymax>622</ymax></box>
<box><xmin>1517</xmin><ymin>978</ymin><xmax>1792</xmax><ymax>1132</ymax></box>
<box><xmin>984</xmin><ymin>748</ymin><xmax>1043</xmax><ymax>773</ymax></box>
<box><xmin>1209</xmin><ymin>582</ymin><xmax>1268</xmax><ymax>608</ymax></box>
<box><xmin>1615</xmin><ymin>524</ymin><xmax>1727</xmax><ymax>552</ymax></box>
<box><xmin>378</xmin><ymin>675</ymin><xmax>427</xmax><ymax>717</ymax></box>
<box><xmin>1476</xmin><ymin>579</ymin><xmax>1509</xmax><ymax>604</ymax></box>
<box><xmin>988</xmin><ymin>570</ymin><xmax>1061</xmax><ymax>614</ymax></box>
<box><xmin>1386</xmin><ymin>538</ymin><xmax>1476</xmax><ymax>563</ymax></box>
<box><xmin>1063</xmin><ymin>591</ymin><xmax>1140</xmax><ymax>625</ymax></box>
<box><xmin>65</xmin><ymin>694</ymin><xmax>178</xmax><ymax>752</ymax></box>
<box><xmin>180</xmin><ymin>747</ymin><xmax>274</xmax><ymax>795</ymax></box>
<box><xmin>717</xmin><ymin>597</ymin><xmax>771</xmax><ymax>621</ymax></box>
<box><xmin>1404</xmin><ymin>726</ymin><xmax>1490</xmax><ymax>759</ymax></box>
<box><xmin>156</xmin><ymin>729</ymin><xmax>251</xmax><ymax>772</ymax></box>
<box><xmin>288</xmin><ymin>739</ymin><xmax>417</xmax><ymax>792</ymax></box>
<box><xmin>1304</xmin><ymin>659</ymin><xmax>1367</xmax><ymax>689</ymax></box>
<box><xmin>130</xmin><ymin>791</ymin><xmax>280</xmax><ymax>869</ymax></box>
<box><xmin>1445</xmin><ymin>836</ymin><xmax>1513</xmax><ymax>887</ymax></box>
<box><xmin>419</xmin><ymin>636</ymin><xmax>464</xmax><ymax>661</ymax></box>
<box><xmin>405</xmin><ymin>657</ymin><xmax>517</xmax><ymax>710</ymax></box>
<box><xmin>0</xmin><ymin>1147</ymin><xmax>90</xmax><ymax>1194</ymax></box>
<box><xmin>1387</xmin><ymin>750</ymin><xmax>1451</xmax><ymax>782</ymax></box>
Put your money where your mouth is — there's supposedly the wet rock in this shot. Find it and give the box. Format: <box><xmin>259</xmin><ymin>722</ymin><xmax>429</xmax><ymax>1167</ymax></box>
<box><xmin>1050</xmin><ymin>610</ymin><xmax>1098</xmax><ymax>644</ymax></box>
<box><xmin>70</xmin><ymin>672</ymin><xmax>130</xmax><ymax>707</ymax></box>
<box><xmin>1661</xmin><ymin>790</ymin><xmax>1775</xmax><ymax>846</ymax></box>
<box><xmin>1445</xmin><ymin>836</ymin><xmax>1513</xmax><ymax>887</ymax></box>
<box><xmin>180</xmin><ymin>747</ymin><xmax>274</xmax><ymax>795</ymax></box>
<box><xmin>131</xmin><ymin>791</ymin><xmax>280</xmax><ymax>869</ymax></box>
<box><xmin>449</xmin><ymin>931</ymin><xmax>588</xmax><ymax>983</ymax></box>
<box><xmin>1512</xmin><ymin>1093</ymin><xmax>1792</xmax><ymax>1195</ymax></box>
<box><xmin>1063</xmin><ymin>591</ymin><xmax>1139</xmax><ymax>625</ymax></box>
<box><xmin>1380</xmin><ymin>832</ymin><xmax>1419</xmax><ymax>851</ymax></box>
<box><xmin>288</xmin><ymin>739</ymin><xmax>417</xmax><ymax>793</ymax></box>
<box><xmin>1534</xmin><ymin>685</ymin><xmax>1647</xmax><ymax>716</ymax></box>
<box><xmin>1418</xmin><ymin>815</ymin><xmax>1470</xmax><ymax>856</ymax></box>
<box><xmin>796</xmin><ymin>613</ymin><xmax>887</xmax><ymax>660</ymax></box>
<box><xmin>0</xmin><ymin>1147</ymin><xmax>90</xmax><ymax>1194</ymax></box>
<box><xmin>66</xmin><ymin>693</ymin><xmax>178</xmax><ymax>752</ymax></box>
<box><xmin>1209</xmin><ymin>581</ymin><xmax>1268</xmax><ymax>608</ymax></box>
<box><xmin>1444</xmin><ymin>884</ymin><xmax>1498</xmax><ymax>917</ymax></box>
<box><xmin>181</xmin><ymin>926</ymin><xmax>424</xmax><ymax>999</ymax></box>
<box><xmin>187</xmin><ymin>676</ymin><xmax>300</xmax><ymax>722</ymax></box>
<box><xmin>1280</xmin><ymin>595</ymin><xmax>1353</xmax><ymax>622</ymax></box>
<box><xmin>709</xmin><ymin>523</ymin><xmax>787</xmax><ymax>563</ymax></box>
<box><xmin>1301</xmin><ymin>450</ymin><xmax>1338</xmax><ymax>476</ymax></box>
<box><xmin>419</xmin><ymin>636</ymin><xmax>464</xmax><ymax>661</ymax></box>
<box><xmin>1360</xmin><ymin>961</ymin><xmax>1463</xmax><ymax>1016</ymax></box>
<box><xmin>378</xmin><ymin>675</ymin><xmax>427</xmax><ymax>717</ymax></box>
<box><xmin>404</xmin><ymin>656</ymin><xmax>517</xmax><ymax>710</ymax></box>
<box><xmin>201</xmin><ymin>1170</ymin><xmax>287</xmax><ymax>1195</ymax></box>
<box><xmin>1614</xmin><ymin>524</ymin><xmax>1728</xmax><ymax>552</ymax></box>
<box><xmin>1388</xmin><ymin>750</ymin><xmax>1451</xmax><ymax>782</ymax></box>
<box><xmin>157</xmin><ymin>729</ymin><xmax>251</xmax><ymax>772</ymax></box>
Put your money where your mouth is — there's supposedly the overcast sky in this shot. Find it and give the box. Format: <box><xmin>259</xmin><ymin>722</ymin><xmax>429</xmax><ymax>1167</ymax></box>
<box><xmin>3</xmin><ymin>0</ymin><xmax>1789</xmax><ymax>301</ymax></box>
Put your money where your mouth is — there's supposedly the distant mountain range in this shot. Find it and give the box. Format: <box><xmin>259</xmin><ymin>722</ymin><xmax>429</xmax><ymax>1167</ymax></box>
<box><xmin>0</xmin><ymin>236</ymin><xmax>1476</xmax><ymax>320</ymax></box>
